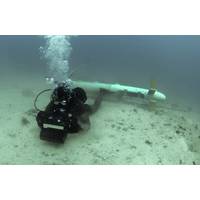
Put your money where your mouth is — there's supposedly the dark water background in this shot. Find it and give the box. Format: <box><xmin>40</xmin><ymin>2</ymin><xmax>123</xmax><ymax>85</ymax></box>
<box><xmin>0</xmin><ymin>35</ymin><xmax>199</xmax><ymax>110</ymax></box>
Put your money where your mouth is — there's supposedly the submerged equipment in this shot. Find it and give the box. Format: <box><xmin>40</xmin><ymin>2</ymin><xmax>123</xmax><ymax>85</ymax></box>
<box><xmin>71</xmin><ymin>80</ymin><xmax>166</xmax><ymax>101</ymax></box>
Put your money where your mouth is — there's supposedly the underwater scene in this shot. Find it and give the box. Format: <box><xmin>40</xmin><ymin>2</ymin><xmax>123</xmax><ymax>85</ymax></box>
<box><xmin>0</xmin><ymin>35</ymin><xmax>199</xmax><ymax>164</ymax></box>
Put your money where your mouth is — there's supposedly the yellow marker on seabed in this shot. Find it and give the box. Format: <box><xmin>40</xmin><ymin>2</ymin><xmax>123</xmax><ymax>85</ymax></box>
<box><xmin>72</xmin><ymin>80</ymin><xmax>166</xmax><ymax>101</ymax></box>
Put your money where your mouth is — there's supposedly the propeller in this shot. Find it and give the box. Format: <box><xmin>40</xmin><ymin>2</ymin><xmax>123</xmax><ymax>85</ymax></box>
<box><xmin>147</xmin><ymin>80</ymin><xmax>157</xmax><ymax>110</ymax></box>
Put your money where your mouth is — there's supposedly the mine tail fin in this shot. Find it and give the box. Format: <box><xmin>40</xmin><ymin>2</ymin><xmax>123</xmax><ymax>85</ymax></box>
<box><xmin>148</xmin><ymin>80</ymin><xmax>157</xmax><ymax>111</ymax></box>
<box><xmin>148</xmin><ymin>79</ymin><xmax>157</xmax><ymax>96</ymax></box>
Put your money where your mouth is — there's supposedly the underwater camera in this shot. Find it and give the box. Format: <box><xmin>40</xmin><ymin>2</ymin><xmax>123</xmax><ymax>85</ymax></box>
<box><xmin>35</xmin><ymin>81</ymin><xmax>88</xmax><ymax>143</ymax></box>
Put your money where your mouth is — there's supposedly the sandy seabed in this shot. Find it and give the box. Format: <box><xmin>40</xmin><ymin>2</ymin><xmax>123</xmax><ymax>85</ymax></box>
<box><xmin>0</xmin><ymin>74</ymin><xmax>200</xmax><ymax>165</ymax></box>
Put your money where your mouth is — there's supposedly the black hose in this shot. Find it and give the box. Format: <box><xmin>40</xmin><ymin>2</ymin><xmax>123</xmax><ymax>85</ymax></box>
<box><xmin>34</xmin><ymin>89</ymin><xmax>52</xmax><ymax>112</ymax></box>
